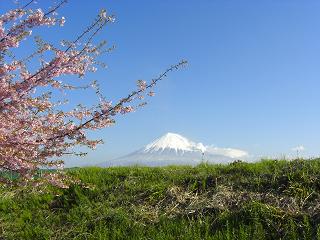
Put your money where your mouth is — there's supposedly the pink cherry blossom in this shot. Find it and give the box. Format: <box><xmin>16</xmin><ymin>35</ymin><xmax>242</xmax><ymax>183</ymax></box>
<box><xmin>0</xmin><ymin>0</ymin><xmax>186</xmax><ymax>187</ymax></box>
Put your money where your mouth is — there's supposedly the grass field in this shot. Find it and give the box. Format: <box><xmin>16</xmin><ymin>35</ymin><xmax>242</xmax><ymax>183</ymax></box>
<box><xmin>1</xmin><ymin>159</ymin><xmax>320</xmax><ymax>239</ymax></box>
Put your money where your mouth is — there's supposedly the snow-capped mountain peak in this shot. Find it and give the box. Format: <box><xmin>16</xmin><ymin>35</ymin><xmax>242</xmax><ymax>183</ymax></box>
<box><xmin>97</xmin><ymin>132</ymin><xmax>250</xmax><ymax>167</ymax></box>
<box><xmin>143</xmin><ymin>132</ymin><xmax>204</xmax><ymax>153</ymax></box>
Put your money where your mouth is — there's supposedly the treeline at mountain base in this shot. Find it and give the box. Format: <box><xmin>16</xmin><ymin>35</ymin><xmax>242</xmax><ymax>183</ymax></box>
<box><xmin>1</xmin><ymin>159</ymin><xmax>320</xmax><ymax>239</ymax></box>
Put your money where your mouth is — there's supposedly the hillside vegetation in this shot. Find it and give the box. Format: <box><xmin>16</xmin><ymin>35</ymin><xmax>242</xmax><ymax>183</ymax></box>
<box><xmin>1</xmin><ymin>159</ymin><xmax>320</xmax><ymax>239</ymax></box>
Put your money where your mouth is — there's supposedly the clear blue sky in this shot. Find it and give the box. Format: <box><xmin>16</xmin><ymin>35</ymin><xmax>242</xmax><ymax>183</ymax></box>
<box><xmin>3</xmin><ymin>0</ymin><xmax>320</xmax><ymax>165</ymax></box>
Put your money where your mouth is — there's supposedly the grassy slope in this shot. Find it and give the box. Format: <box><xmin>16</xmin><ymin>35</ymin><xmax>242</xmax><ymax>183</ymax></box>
<box><xmin>1</xmin><ymin>159</ymin><xmax>320</xmax><ymax>239</ymax></box>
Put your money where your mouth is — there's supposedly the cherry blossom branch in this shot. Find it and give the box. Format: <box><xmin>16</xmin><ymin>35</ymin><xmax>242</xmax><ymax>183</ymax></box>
<box><xmin>0</xmin><ymin>11</ymin><xmax>112</xmax><ymax>106</ymax></box>
<box><xmin>43</xmin><ymin>0</ymin><xmax>68</xmax><ymax>18</ymax></box>
<box><xmin>21</xmin><ymin>0</ymin><xmax>36</xmax><ymax>10</ymax></box>
<box><xmin>48</xmin><ymin>60</ymin><xmax>187</xmax><ymax>141</ymax></box>
<box><xmin>0</xmin><ymin>0</ymin><xmax>67</xmax><ymax>44</ymax></box>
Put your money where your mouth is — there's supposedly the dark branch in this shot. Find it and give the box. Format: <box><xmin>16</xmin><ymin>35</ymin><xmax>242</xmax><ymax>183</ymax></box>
<box><xmin>46</xmin><ymin>60</ymin><xmax>187</xmax><ymax>142</ymax></box>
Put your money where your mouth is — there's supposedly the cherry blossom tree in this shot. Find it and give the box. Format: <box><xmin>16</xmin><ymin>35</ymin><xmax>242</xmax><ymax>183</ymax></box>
<box><xmin>0</xmin><ymin>0</ymin><xmax>186</xmax><ymax>187</ymax></box>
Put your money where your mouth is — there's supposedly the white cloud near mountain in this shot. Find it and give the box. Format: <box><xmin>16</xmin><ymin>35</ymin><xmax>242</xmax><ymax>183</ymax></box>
<box><xmin>206</xmin><ymin>146</ymin><xmax>249</xmax><ymax>159</ymax></box>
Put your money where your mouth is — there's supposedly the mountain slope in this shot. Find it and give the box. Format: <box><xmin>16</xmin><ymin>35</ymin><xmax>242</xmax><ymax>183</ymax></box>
<box><xmin>99</xmin><ymin>133</ymin><xmax>248</xmax><ymax>167</ymax></box>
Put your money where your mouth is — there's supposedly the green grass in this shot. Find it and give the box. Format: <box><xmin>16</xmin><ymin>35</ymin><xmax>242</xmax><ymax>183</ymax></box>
<box><xmin>1</xmin><ymin>159</ymin><xmax>320</xmax><ymax>239</ymax></box>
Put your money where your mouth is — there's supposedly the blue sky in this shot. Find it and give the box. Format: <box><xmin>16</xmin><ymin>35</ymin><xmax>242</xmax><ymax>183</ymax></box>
<box><xmin>2</xmin><ymin>0</ymin><xmax>320</xmax><ymax>165</ymax></box>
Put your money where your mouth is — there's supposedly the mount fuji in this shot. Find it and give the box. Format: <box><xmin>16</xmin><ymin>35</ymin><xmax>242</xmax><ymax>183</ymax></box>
<box><xmin>98</xmin><ymin>133</ymin><xmax>249</xmax><ymax>167</ymax></box>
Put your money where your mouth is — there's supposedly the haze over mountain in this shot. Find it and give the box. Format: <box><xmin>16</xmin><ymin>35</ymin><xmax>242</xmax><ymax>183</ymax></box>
<box><xmin>98</xmin><ymin>133</ymin><xmax>249</xmax><ymax>167</ymax></box>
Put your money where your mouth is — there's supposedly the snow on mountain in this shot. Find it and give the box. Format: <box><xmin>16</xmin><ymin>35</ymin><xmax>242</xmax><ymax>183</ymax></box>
<box><xmin>98</xmin><ymin>133</ymin><xmax>249</xmax><ymax>167</ymax></box>
<box><xmin>142</xmin><ymin>132</ymin><xmax>204</xmax><ymax>153</ymax></box>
